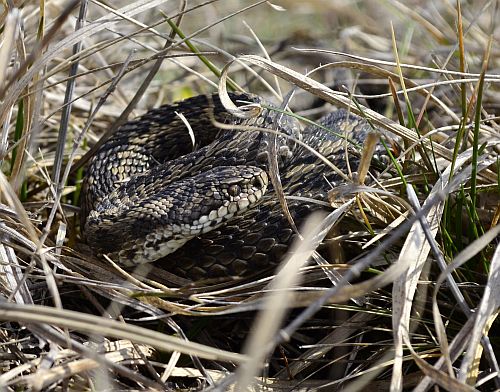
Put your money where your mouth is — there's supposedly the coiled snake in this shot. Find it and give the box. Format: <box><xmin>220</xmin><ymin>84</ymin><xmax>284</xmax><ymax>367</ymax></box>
<box><xmin>81</xmin><ymin>93</ymin><xmax>376</xmax><ymax>280</ymax></box>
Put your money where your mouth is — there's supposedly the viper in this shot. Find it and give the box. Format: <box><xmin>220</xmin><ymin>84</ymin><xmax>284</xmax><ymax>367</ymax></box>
<box><xmin>81</xmin><ymin>92</ymin><xmax>377</xmax><ymax>280</ymax></box>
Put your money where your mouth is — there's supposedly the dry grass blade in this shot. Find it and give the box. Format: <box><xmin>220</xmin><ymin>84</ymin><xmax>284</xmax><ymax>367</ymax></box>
<box><xmin>0</xmin><ymin>0</ymin><xmax>170</xmax><ymax>124</ymax></box>
<box><xmin>0</xmin><ymin>172</ymin><xmax>64</xmax><ymax>311</ymax></box>
<box><xmin>413</xmin><ymin>314</ymin><xmax>478</xmax><ymax>392</ymax></box>
<box><xmin>387</xmin><ymin>0</ymin><xmax>446</xmax><ymax>42</ymax></box>
<box><xmin>458</xmin><ymin>237</ymin><xmax>500</xmax><ymax>384</ymax></box>
<box><xmin>50</xmin><ymin>1</ymin><xmax>89</xmax><ymax>189</ymax></box>
<box><xmin>219</xmin><ymin>54</ymin><xmax>461</xmax><ymax>162</ymax></box>
<box><xmin>294</xmin><ymin>48</ymin><xmax>500</xmax><ymax>80</ymax></box>
<box><xmin>421</xmin><ymin>222</ymin><xmax>500</xmax><ymax>386</ymax></box>
<box><xmin>19</xmin><ymin>341</ymin><xmax>154</xmax><ymax>390</ymax></box>
<box><xmin>0</xmin><ymin>242</ymin><xmax>33</xmax><ymax>306</ymax></box>
<box><xmin>389</xmin><ymin>144</ymin><xmax>483</xmax><ymax>391</ymax></box>
<box><xmin>1</xmin><ymin>1</ymin><xmax>498</xmax><ymax>389</ymax></box>
<box><xmin>0</xmin><ymin>8</ymin><xmax>19</xmax><ymax>159</ymax></box>
<box><xmin>0</xmin><ymin>302</ymin><xmax>247</xmax><ymax>363</ymax></box>
<box><xmin>0</xmin><ymin>0</ymin><xmax>80</xmax><ymax>102</ymax></box>
<box><xmin>402</xmin><ymin>329</ymin><xmax>479</xmax><ymax>392</ymax></box>
<box><xmin>274</xmin><ymin>311</ymin><xmax>376</xmax><ymax>380</ymax></box>
<box><xmin>390</xmin><ymin>195</ymin><xmax>441</xmax><ymax>392</ymax></box>
<box><xmin>0</xmin><ymin>9</ymin><xmax>19</xmax><ymax>100</ymax></box>
<box><xmin>410</xmin><ymin>197</ymin><xmax>500</xmax><ymax>391</ymax></box>
<box><xmin>235</xmin><ymin>213</ymin><xmax>326</xmax><ymax>389</ymax></box>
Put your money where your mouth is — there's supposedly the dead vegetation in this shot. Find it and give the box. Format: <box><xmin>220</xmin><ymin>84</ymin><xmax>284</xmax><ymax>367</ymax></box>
<box><xmin>0</xmin><ymin>0</ymin><xmax>499</xmax><ymax>391</ymax></box>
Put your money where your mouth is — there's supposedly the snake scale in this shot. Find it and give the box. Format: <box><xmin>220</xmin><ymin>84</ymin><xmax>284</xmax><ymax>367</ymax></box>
<box><xmin>81</xmin><ymin>92</ymin><xmax>377</xmax><ymax>280</ymax></box>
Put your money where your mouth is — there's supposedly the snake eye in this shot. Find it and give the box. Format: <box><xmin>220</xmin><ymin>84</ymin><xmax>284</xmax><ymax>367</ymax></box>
<box><xmin>252</xmin><ymin>177</ymin><xmax>263</xmax><ymax>189</ymax></box>
<box><xmin>228</xmin><ymin>184</ymin><xmax>241</xmax><ymax>197</ymax></box>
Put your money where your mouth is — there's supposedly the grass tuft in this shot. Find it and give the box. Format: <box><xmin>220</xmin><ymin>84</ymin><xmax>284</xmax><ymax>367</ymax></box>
<box><xmin>0</xmin><ymin>1</ymin><xmax>498</xmax><ymax>391</ymax></box>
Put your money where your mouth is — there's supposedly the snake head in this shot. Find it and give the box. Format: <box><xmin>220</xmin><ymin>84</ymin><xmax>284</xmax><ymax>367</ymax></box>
<box><xmin>185</xmin><ymin>165</ymin><xmax>268</xmax><ymax>231</ymax></box>
<box><xmin>124</xmin><ymin>165</ymin><xmax>268</xmax><ymax>265</ymax></box>
<box><xmin>84</xmin><ymin>165</ymin><xmax>269</xmax><ymax>266</ymax></box>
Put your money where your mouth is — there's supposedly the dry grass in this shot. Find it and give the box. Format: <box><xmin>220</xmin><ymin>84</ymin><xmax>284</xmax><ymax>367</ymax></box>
<box><xmin>0</xmin><ymin>0</ymin><xmax>499</xmax><ymax>391</ymax></box>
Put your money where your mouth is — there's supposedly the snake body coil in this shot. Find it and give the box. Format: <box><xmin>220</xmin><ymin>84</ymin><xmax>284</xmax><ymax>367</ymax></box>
<box><xmin>81</xmin><ymin>93</ymin><xmax>375</xmax><ymax>279</ymax></box>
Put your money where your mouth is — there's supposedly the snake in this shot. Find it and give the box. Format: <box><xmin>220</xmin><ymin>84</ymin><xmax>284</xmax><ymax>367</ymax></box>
<box><xmin>81</xmin><ymin>92</ymin><xmax>378</xmax><ymax>280</ymax></box>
